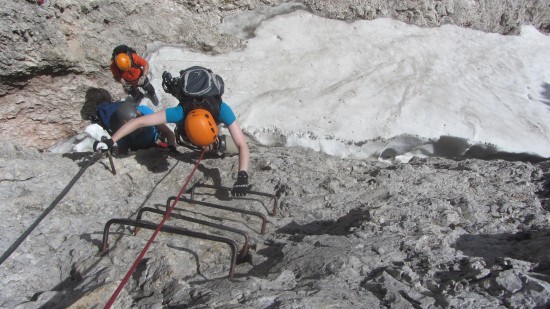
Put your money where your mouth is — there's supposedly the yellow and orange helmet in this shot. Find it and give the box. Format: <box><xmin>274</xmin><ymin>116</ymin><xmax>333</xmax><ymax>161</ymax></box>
<box><xmin>184</xmin><ymin>109</ymin><xmax>218</xmax><ymax>147</ymax></box>
<box><xmin>114</xmin><ymin>53</ymin><xmax>132</xmax><ymax>71</ymax></box>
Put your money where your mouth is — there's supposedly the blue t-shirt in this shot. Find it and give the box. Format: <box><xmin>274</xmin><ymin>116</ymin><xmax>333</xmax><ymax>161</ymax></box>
<box><xmin>117</xmin><ymin>105</ymin><xmax>158</xmax><ymax>150</ymax></box>
<box><xmin>165</xmin><ymin>102</ymin><xmax>236</xmax><ymax>126</ymax></box>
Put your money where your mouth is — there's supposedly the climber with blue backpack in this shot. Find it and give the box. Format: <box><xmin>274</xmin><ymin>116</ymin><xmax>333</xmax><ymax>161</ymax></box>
<box><xmin>94</xmin><ymin>66</ymin><xmax>250</xmax><ymax>196</ymax></box>
<box><xmin>91</xmin><ymin>95</ymin><xmax>176</xmax><ymax>155</ymax></box>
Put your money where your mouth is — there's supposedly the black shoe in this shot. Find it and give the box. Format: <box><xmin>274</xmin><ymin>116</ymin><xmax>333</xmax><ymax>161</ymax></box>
<box><xmin>206</xmin><ymin>135</ymin><xmax>227</xmax><ymax>155</ymax></box>
<box><xmin>151</xmin><ymin>94</ymin><xmax>159</xmax><ymax>106</ymax></box>
<box><xmin>217</xmin><ymin>134</ymin><xmax>227</xmax><ymax>153</ymax></box>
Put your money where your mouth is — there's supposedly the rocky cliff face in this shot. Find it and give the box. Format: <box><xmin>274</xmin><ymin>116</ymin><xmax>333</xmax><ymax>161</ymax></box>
<box><xmin>0</xmin><ymin>143</ymin><xmax>549</xmax><ymax>308</ymax></box>
<box><xmin>1</xmin><ymin>0</ymin><xmax>549</xmax><ymax>150</ymax></box>
<box><xmin>0</xmin><ymin>1</ymin><xmax>549</xmax><ymax>307</ymax></box>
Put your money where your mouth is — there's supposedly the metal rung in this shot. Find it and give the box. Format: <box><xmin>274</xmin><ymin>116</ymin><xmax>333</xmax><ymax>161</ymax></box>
<box><xmin>101</xmin><ymin>218</ymin><xmax>239</xmax><ymax>278</ymax></box>
<box><xmin>168</xmin><ymin>196</ymin><xmax>268</xmax><ymax>235</ymax></box>
<box><xmin>187</xmin><ymin>183</ymin><xmax>278</xmax><ymax>216</ymax></box>
<box><xmin>135</xmin><ymin>207</ymin><xmax>250</xmax><ymax>262</ymax></box>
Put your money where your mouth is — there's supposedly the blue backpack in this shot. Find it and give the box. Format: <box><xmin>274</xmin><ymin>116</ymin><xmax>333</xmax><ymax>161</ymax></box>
<box><xmin>94</xmin><ymin>101</ymin><xmax>157</xmax><ymax>150</ymax></box>
<box><xmin>95</xmin><ymin>101</ymin><xmax>125</xmax><ymax>135</ymax></box>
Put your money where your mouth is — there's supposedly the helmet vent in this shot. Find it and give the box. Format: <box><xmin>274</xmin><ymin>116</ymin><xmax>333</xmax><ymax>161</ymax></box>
<box><xmin>184</xmin><ymin>108</ymin><xmax>219</xmax><ymax>147</ymax></box>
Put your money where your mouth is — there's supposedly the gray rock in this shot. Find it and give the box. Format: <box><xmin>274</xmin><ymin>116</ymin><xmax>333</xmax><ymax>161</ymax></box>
<box><xmin>1</xmin><ymin>1</ymin><xmax>549</xmax><ymax>307</ymax></box>
<box><xmin>0</xmin><ymin>142</ymin><xmax>548</xmax><ymax>307</ymax></box>
<box><xmin>1</xmin><ymin>0</ymin><xmax>549</xmax><ymax>149</ymax></box>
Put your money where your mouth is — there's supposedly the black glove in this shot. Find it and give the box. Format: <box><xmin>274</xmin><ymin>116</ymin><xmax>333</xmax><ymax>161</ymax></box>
<box><xmin>93</xmin><ymin>137</ymin><xmax>114</xmax><ymax>152</ymax></box>
<box><xmin>232</xmin><ymin>171</ymin><xmax>249</xmax><ymax>197</ymax></box>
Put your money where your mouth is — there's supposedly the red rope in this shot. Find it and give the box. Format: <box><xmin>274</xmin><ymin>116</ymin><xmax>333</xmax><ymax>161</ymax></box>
<box><xmin>105</xmin><ymin>149</ymin><xmax>206</xmax><ymax>308</ymax></box>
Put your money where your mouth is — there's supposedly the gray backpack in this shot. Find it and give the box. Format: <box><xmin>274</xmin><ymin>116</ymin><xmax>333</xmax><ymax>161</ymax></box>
<box><xmin>162</xmin><ymin>66</ymin><xmax>224</xmax><ymax>100</ymax></box>
<box><xmin>179</xmin><ymin>66</ymin><xmax>224</xmax><ymax>98</ymax></box>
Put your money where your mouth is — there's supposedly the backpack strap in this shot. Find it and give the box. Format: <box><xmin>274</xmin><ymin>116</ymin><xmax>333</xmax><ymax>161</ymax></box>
<box><xmin>179</xmin><ymin>96</ymin><xmax>222</xmax><ymax>123</ymax></box>
<box><xmin>111</xmin><ymin>45</ymin><xmax>141</xmax><ymax>70</ymax></box>
<box><xmin>173</xmin><ymin>96</ymin><xmax>222</xmax><ymax>149</ymax></box>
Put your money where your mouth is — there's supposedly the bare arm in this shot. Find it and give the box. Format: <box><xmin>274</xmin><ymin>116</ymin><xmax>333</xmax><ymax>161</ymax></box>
<box><xmin>142</xmin><ymin>61</ymin><xmax>149</xmax><ymax>77</ymax></box>
<box><xmin>227</xmin><ymin>121</ymin><xmax>249</xmax><ymax>172</ymax></box>
<box><xmin>111</xmin><ymin>110</ymin><xmax>168</xmax><ymax>143</ymax></box>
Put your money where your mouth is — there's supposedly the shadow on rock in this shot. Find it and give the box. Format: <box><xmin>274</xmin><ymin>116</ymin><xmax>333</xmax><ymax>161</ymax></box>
<box><xmin>276</xmin><ymin>206</ymin><xmax>371</xmax><ymax>239</ymax></box>
<box><xmin>244</xmin><ymin>241</ymin><xmax>285</xmax><ymax>278</ymax></box>
<box><xmin>463</xmin><ymin>144</ymin><xmax>548</xmax><ymax>163</ymax></box>
<box><xmin>34</xmin><ymin>251</ymin><xmax>112</xmax><ymax>308</ymax></box>
<box><xmin>62</xmin><ymin>151</ymin><xmax>102</xmax><ymax>166</ymax></box>
<box><xmin>453</xmin><ymin>229</ymin><xmax>550</xmax><ymax>274</ymax></box>
<box><xmin>435</xmin><ymin>136</ymin><xmax>548</xmax><ymax>163</ymax></box>
<box><xmin>541</xmin><ymin>82</ymin><xmax>550</xmax><ymax>108</ymax></box>
<box><xmin>196</xmin><ymin>163</ymin><xmax>229</xmax><ymax>201</ymax></box>
<box><xmin>62</xmin><ymin>152</ymin><xmax>117</xmax><ymax>176</ymax></box>
<box><xmin>134</xmin><ymin>148</ymin><xmax>204</xmax><ymax>173</ymax></box>
<box><xmin>81</xmin><ymin>87</ymin><xmax>112</xmax><ymax>120</ymax></box>
<box><xmin>134</xmin><ymin>149</ymin><xmax>170</xmax><ymax>173</ymax></box>
<box><xmin>379</xmin><ymin>135</ymin><xmax>548</xmax><ymax>163</ymax></box>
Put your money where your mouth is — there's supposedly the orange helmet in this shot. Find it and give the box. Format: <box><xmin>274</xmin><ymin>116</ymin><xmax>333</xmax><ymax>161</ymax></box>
<box><xmin>184</xmin><ymin>109</ymin><xmax>218</xmax><ymax>147</ymax></box>
<box><xmin>115</xmin><ymin>53</ymin><xmax>132</xmax><ymax>71</ymax></box>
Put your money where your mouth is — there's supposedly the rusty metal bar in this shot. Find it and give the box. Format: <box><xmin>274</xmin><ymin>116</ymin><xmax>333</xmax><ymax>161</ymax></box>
<box><xmin>106</xmin><ymin>149</ymin><xmax>116</xmax><ymax>175</ymax></box>
<box><xmin>188</xmin><ymin>183</ymin><xmax>278</xmax><ymax>216</ymax></box>
<box><xmin>168</xmin><ymin>196</ymin><xmax>268</xmax><ymax>235</ymax></box>
<box><xmin>136</xmin><ymin>207</ymin><xmax>250</xmax><ymax>262</ymax></box>
<box><xmin>101</xmin><ymin>218</ymin><xmax>238</xmax><ymax>278</ymax></box>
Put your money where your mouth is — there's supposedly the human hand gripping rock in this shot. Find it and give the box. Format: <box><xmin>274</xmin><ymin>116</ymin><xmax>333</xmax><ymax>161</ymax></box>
<box><xmin>138</xmin><ymin>76</ymin><xmax>146</xmax><ymax>85</ymax></box>
<box><xmin>93</xmin><ymin>137</ymin><xmax>114</xmax><ymax>152</ymax></box>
